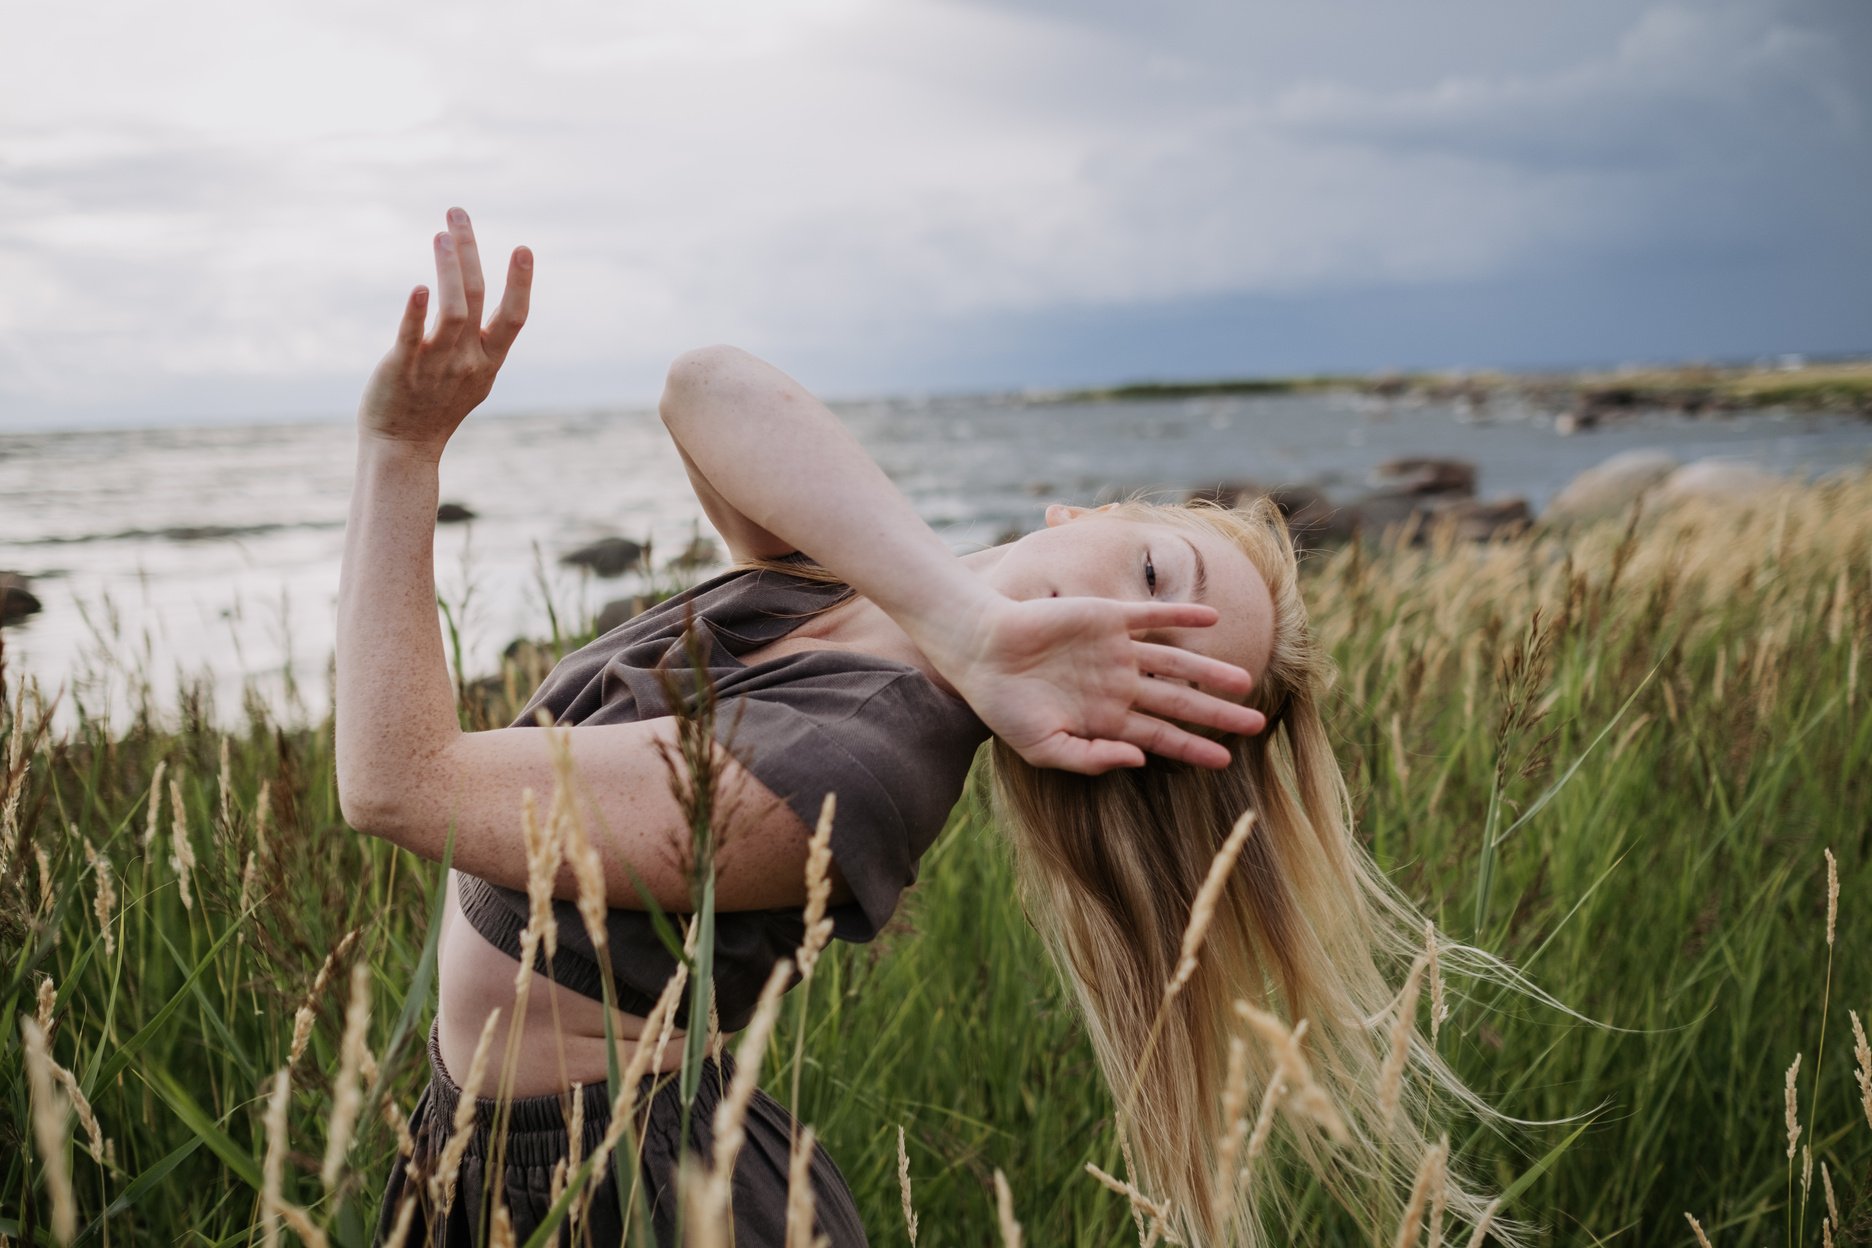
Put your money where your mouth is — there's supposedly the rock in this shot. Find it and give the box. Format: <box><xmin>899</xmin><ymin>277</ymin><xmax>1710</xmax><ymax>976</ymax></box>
<box><xmin>1542</xmin><ymin>449</ymin><xmax>1679</xmax><ymax>525</ymax></box>
<box><xmin>436</xmin><ymin>502</ymin><xmax>476</xmax><ymax>524</ymax></box>
<box><xmin>594</xmin><ymin>595</ymin><xmax>657</xmax><ymax>635</ymax></box>
<box><xmin>1</xmin><ymin>571</ymin><xmax>42</xmax><ymax>624</ymax></box>
<box><xmin>667</xmin><ymin>535</ymin><xmax>721</xmax><ymax>570</ymax></box>
<box><xmin>1345</xmin><ymin>490</ymin><xmax>1424</xmax><ymax>537</ymax></box>
<box><xmin>1370</xmin><ymin>456</ymin><xmax>1476</xmax><ymax>497</ymax></box>
<box><xmin>1653</xmin><ymin>457</ymin><xmax>1785</xmax><ymax>508</ymax></box>
<box><xmin>560</xmin><ymin>536</ymin><xmax>647</xmax><ymax>578</ymax></box>
<box><xmin>1418</xmin><ymin>496</ymin><xmax>1532</xmax><ymax>542</ymax></box>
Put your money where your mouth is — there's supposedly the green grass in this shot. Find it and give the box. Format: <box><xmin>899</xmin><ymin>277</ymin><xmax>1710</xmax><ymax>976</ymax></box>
<box><xmin>3</xmin><ymin>467</ymin><xmax>1871</xmax><ymax>1245</ymax></box>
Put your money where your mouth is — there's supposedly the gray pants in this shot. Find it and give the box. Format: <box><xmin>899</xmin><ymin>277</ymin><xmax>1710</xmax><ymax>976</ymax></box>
<box><xmin>373</xmin><ymin>1022</ymin><xmax>869</xmax><ymax>1246</ymax></box>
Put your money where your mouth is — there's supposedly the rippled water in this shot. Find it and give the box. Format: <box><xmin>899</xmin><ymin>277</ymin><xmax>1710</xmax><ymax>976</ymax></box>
<box><xmin>4</xmin><ymin>390</ymin><xmax>1869</xmax><ymax>731</ymax></box>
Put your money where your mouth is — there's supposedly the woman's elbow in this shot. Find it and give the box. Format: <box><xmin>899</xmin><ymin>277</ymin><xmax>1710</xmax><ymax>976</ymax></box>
<box><xmin>659</xmin><ymin>344</ymin><xmax>755</xmax><ymax>425</ymax></box>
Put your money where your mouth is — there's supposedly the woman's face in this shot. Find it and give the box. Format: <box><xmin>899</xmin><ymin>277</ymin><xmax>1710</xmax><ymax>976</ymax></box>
<box><xmin>986</xmin><ymin>504</ymin><xmax>1276</xmax><ymax>685</ymax></box>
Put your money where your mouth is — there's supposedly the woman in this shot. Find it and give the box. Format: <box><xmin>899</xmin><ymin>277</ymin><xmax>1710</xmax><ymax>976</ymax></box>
<box><xmin>337</xmin><ymin>210</ymin><xmax>1539</xmax><ymax>1247</ymax></box>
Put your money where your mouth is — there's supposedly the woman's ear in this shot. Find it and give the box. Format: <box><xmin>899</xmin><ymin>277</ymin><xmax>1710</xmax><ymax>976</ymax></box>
<box><xmin>1045</xmin><ymin>503</ymin><xmax>1092</xmax><ymax>528</ymax></box>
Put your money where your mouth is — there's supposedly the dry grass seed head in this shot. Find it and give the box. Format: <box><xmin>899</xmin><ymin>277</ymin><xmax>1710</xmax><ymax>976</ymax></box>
<box><xmin>711</xmin><ymin>959</ymin><xmax>795</xmax><ymax>1178</ymax></box>
<box><xmin>1853</xmin><ymin>1009</ymin><xmax>1872</xmax><ymax>1131</ymax></box>
<box><xmin>1785</xmin><ymin>1051</ymin><xmax>1803</xmax><ymax>1160</ymax></box>
<box><xmin>897</xmin><ymin>1124</ymin><xmax>920</xmax><ymax>1247</ymax></box>
<box><xmin>1380</xmin><ymin>951</ymin><xmax>1432</xmax><ymax>1127</ymax></box>
<box><xmin>21</xmin><ymin>1018</ymin><xmax>77</xmax><ymax>1245</ymax></box>
<box><xmin>168</xmin><ymin>776</ymin><xmax>196</xmax><ymax>911</ymax></box>
<box><xmin>143</xmin><ymin>759</ymin><xmax>166</xmax><ymax>851</ymax></box>
<box><xmin>797</xmin><ymin>792</ymin><xmax>837</xmax><ymax>982</ymax></box>
<box><xmin>1165</xmin><ymin>810</ymin><xmax>1257</xmax><ymax>1000</ymax></box>
<box><xmin>83</xmin><ymin>838</ymin><xmax>116</xmax><ymax>957</ymax></box>
<box><xmin>786</xmin><ymin>1124</ymin><xmax>820</xmax><ymax>1248</ymax></box>
<box><xmin>429</xmin><ymin>1007</ymin><xmax>501</xmax><ymax>1213</ymax></box>
<box><xmin>261</xmin><ymin>1067</ymin><xmax>290</xmax><ymax>1248</ymax></box>
<box><xmin>994</xmin><ymin>1168</ymin><xmax>1023</xmax><ymax>1248</ymax></box>
<box><xmin>320</xmin><ymin>962</ymin><xmax>372</xmax><ymax>1189</ymax></box>
<box><xmin>1682</xmin><ymin>1212</ymin><xmax>1714</xmax><ymax>1248</ymax></box>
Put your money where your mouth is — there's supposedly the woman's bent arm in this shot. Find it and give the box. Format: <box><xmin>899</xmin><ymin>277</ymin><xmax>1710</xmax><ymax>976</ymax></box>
<box><xmin>660</xmin><ymin>344</ymin><xmax>1001</xmax><ymax>666</ymax></box>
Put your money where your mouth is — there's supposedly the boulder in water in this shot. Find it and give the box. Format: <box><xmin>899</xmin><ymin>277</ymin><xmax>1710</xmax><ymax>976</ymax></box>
<box><xmin>0</xmin><ymin>571</ymin><xmax>41</xmax><ymax>624</ymax></box>
<box><xmin>1653</xmin><ymin>457</ymin><xmax>1786</xmax><ymax>507</ymax></box>
<box><xmin>1542</xmin><ymin>449</ymin><xmax>1679</xmax><ymax>525</ymax></box>
<box><xmin>561</xmin><ymin>536</ymin><xmax>647</xmax><ymax>578</ymax></box>
<box><xmin>436</xmin><ymin>502</ymin><xmax>477</xmax><ymax>524</ymax></box>
<box><xmin>1370</xmin><ymin>457</ymin><xmax>1476</xmax><ymax>497</ymax></box>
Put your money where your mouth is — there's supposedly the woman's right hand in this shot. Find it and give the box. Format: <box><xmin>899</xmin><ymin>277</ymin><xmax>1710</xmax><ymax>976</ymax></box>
<box><xmin>923</xmin><ymin>593</ymin><xmax>1266</xmax><ymax>774</ymax></box>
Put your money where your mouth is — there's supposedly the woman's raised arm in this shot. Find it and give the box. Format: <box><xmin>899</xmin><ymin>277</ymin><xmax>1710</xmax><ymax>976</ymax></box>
<box><xmin>658</xmin><ymin>346</ymin><xmax>1266</xmax><ymax>771</ymax></box>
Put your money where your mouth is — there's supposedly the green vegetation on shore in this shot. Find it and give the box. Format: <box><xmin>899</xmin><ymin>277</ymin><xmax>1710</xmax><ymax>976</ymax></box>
<box><xmin>3</xmin><ymin>469</ymin><xmax>1870</xmax><ymax>1243</ymax></box>
<box><xmin>1043</xmin><ymin>358</ymin><xmax>1872</xmax><ymax>416</ymax></box>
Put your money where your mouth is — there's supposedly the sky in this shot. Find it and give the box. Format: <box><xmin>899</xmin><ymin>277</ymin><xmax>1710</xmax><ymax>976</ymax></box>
<box><xmin>2</xmin><ymin>0</ymin><xmax>1868</xmax><ymax>431</ymax></box>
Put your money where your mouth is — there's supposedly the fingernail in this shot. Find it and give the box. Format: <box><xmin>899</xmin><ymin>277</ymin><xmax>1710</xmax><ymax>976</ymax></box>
<box><xmin>448</xmin><ymin>207</ymin><xmax>467</xmax><ymax>226</ymax></box>
<box><xmin>517</xmin><ymin>247</ymin><xmax>531</xmax><ymax>269</ymax></box>
<box><xmin>437</xmin><ymin>232</ymin><xmax>451</xmax><ymax>251</ymax></box>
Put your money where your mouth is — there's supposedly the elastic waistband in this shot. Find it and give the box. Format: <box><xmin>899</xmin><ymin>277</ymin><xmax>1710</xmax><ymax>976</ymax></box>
<box><xmin>424</xmin><ymin>1020</ymin><xmax>737</xmax><ymax>1168</ymax></box>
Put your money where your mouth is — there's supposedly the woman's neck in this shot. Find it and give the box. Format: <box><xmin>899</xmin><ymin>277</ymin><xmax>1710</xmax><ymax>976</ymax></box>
<box><xmin>815</xmin><ymin>545</ymin><xmax>1009</xmax><ymax>698</ymax></box>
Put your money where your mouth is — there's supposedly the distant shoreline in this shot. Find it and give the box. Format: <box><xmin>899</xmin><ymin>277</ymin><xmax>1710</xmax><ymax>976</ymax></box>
<box><xmin>1033</xmin><ymin>358</ymin><xmax>1872</xmax><ymax>418</ymax></box>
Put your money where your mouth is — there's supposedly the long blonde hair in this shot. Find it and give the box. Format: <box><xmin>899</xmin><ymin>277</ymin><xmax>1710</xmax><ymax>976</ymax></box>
<box><xmin>986</xmin><ymin>495</ymin><xmax>1583</xmax><ymax>1246</ymax></box>
<box><xmin>738</xmin><ymin>500</ymin><xmax>1576</xmax><ymax>1245</ymax></box>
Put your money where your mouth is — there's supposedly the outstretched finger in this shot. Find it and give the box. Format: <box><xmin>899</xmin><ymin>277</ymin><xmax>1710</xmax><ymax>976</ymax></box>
<box><xmin>1023</xmin><ymin>732</ymin><xmax>1145</xmax><ymax>775</ymax></box>
<box><xmin>1118</xmin><ymin>711</ymin><xmax>1233</xmax><ymax>770</ymax></box>
<box><xmin>432</xmin><ymin>230</ymin><xmax>469</xmax><ymax>348</ymax></box>
<box><xmin>1119</xmin><ymin>600</ymin><xmax>1220</xmax><ymax>632</ymax></box>
<box><xmin>1135</xmin><ymin>641</ymin><xmax>1254</xmax><ymax>694</ymax></box>
<box><xmin>395</xmin><ymin>286</ymin><xmax>429</xmax><ymax>353</ymax></box>
<box><xmin>446</xmin><ymin>207</ymin><xmax>486</xmax><ymax>327</ymax></box>
<box><xmin>1131</xmin><ymin>677</ymin><xmax>1266</xmax><ymax>737</ymax></box>
<box><xmin>483</xmin><ymin>247</ymin><xmax>532</xmax><ymax>358</ymax></box>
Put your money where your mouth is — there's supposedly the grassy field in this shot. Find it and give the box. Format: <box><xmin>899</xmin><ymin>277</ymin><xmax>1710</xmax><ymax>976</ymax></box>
<box><xmin>4</xmin><ymin>464</ymin><xmax>1871</xmax><ymax>1245</ymax></box>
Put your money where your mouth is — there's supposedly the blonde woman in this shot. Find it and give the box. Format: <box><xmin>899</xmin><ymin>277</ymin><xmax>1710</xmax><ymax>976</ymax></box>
<box><xmin>338</xmin><ymin>209</ymin><xmax>1536</xmax><ymax>1246</ymax></box>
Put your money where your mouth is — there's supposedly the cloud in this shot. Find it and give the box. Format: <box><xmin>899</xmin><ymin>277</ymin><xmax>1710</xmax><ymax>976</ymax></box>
<box><xmin>0</xmin><ymin>0</ymin><xmax>1865</xmax><ymax>428</ymax></box>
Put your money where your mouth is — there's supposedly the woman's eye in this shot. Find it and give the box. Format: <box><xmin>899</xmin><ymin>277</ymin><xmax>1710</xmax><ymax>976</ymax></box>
<box><xmin>1144</xmin><ymin>552</ymin><xmax>1157</xmax><ymax>595</ymax></box>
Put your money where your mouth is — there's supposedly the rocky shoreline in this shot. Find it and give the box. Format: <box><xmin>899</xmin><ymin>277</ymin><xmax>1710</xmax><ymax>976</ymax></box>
<box><xmin>1039</xmin><ymin>359</ymin><xmax>1872</xmax><ymax>424</ymax></box>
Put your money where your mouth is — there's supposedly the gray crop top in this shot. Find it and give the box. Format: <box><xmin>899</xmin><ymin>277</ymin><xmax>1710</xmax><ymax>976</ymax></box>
<box><xmin>455</xmin><ymin>552</ymin><xmax>991</xmax><ymax>1032</ymax></box>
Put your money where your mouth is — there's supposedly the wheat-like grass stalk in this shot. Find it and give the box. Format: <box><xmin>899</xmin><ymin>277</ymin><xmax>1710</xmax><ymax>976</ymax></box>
<box><xmin>1390</xmin><ymin>1135</ymin><xmax>1448</xmax><ymax>1248</ymax></box>
<box><xmin>380</xmin><ymin>1194</ymin><xmax>417</xmax><ymax>1248</ymax></box>
<box><xmin>1683</xmin><ymin>1211</ymin><xmax>1713</xmax><ymax>1247</ymax></box>
<box><xmin>897</xmin><ymin>1124</ymin><xmax>921</xmax><ymax>1247</ymax></box>
<box><xmin>1166</xmin><ymin>810</ymin><xmax>1257</xmax><ymax>1001</ymax></box>
<box><xmin>217</xmin><ymin>733</ymin><xmax>232</xmax><ymax>830</ymax></box>
<box><xmin>1824</xmin><ymin>847</ymin><xmax>1837</xmax><ymax>947</ymax></box>
<box><xmin>1425</xmin><ymin>919</ymin><xmax>1448</xmax><ymax>1044</ymax></box>
<box><xmin>1852</xmin><ymin>1009</ymin><xmax>1872</xmax><ymax>1131</ymax></box>
<box><xmin>320</xmin><ymin>962</ymin><xmax>372</xmax><ymax>1189</ymax></box>
<box><xmin>1784</xmin><ymin>1051</ymin><xmax>1802</xmax><ymax>1160</ymax></box>
<box><xmin>1380</xmin><ymin>950</ymin><xmax>1431</xmax><ymax>1129</ymax></box>
<box><xmin>1208</xmin><ymin>1033</ymin><xmax>1251</xmax><ymax>1238</ymax></box>
<box><xmin>429</xmin><ymin>1007</ymin><xmax>501</xmax><ymax>1214</ymax></box>
<box><xmin>168</xmin><ymin>776</ymin><xmax>196</xmax><ymax>911</ymax></box>
<box><xmin>83</xmin><ymin>837</ymin><xmax>116</xmax><ymax>957</ymax></box>
<box><xmin>1425</xmin><ymin>1132</ymin><xmax>1449</xmax><ymax>1248</ymax></box>
<box><xmin>1236</xmin><ymin>1073</ymin><xmax>1286</xmax><ymax>1188</ymax></box>
<box><xmin>254</xmin><ymin>776</ymin><xmax>272</xmax><ymax>855</ymax></box>
<box><xmin>1822</xmin><ymin>1159</ymin><xmax>1839</xmax><ymax>1232</ymax></box>
<box><xmin>488</xmin><ymin>1199</ymin><xmax>516</xmax><ymax>1248</ymax></box>
<box><xmin>1085</xmin><ymin>1161</ymin><xmax>1180</xmax><ymax>1246</ymax></box>
<box><xmin>786</xmin><ymin>1123</ymin><xmax>821</xmax><ymax>1248</ymax></box>
<box><xmin>710</xmin><ymin>958</ymin><xmax>795</xmax><ymax>1186</ymax></box>
<box><xmin>543</xmin><ymin>729</ymin><xmax>610</xmax><ymax>955</ymax></box>
<box><xmin>1463</xmin><ymin>1197</ymin><xmax>1502</xmax><ymax>1248</ymax></box>
<box><xmin>1233</xmin><ymin>1003</ymin><xmax>1350</xmax><ymax>1144</ymax></box>
<box><xmin>680</xmin><ymin>1158</ymin><xmax>730</xmax><ymax>1248</ymax></box>
<box><xmin>289</xmin><ymin>930</ymin><xmax>359</xmax><ymax>1071</ymax></box>
<box><xmin>797</xmin><ymin>792</ymin><xmax>837</xmax><ymax>983</ymax></box>
<box><xmin>21</xmin><ymin>1017</ymin><xmax>76</xmax><ymax>1245</ymax></box>
<box><xmin>520</xmin><ymin>786</ymin><xmax>564</xmax><ymax>959</ymax></box>
<box><xmin>50</xmin><ymin>1061</ymin><xmax>107</xmax><ymax>1165</ymax></box>
<box><xmin>994</xmin><ymin>1168</ymin><xmax>1023</xmax><ymax>1248</ymax></box>
<box><xmin>261</xmin><ymin>1067</ymin><xmax>290</xmax><ymax>1248</ymax></box>
<box><xmin>238</xmin><ymin>850</ymin><xmax>260</xmax><ymax>914</ymax></box>
<box><xmin>36</xmin><ymin>975</ymin><xmax>56</xmax><ymax>1037</ymax></box>
<box><xmin>277</xmin><ymin>1202</ymin><xmax>331</xmax><ymax>1248</ymax></box>
<box><xmin>142</xmin><ymin>758</ymin><xmax>166</xmax><ymax>852</ymax></box>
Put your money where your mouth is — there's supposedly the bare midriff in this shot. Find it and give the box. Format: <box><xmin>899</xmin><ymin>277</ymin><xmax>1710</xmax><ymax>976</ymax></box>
<box><xmin>435</xmin><ymin>871</ymin><xmax>693</xmax><ymax>1098</ymax></box>
<box><xmin>433</xmin><ymin>616</ymin><xmax>887</xmax><ymax>1099</ymax></box>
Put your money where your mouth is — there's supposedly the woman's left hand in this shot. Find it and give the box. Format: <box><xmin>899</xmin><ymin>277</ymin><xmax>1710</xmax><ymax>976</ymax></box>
<box><xmin>357</xmin><ymin>207</ymin><xmax>532</xmax><ymax>460</ymax></box>
<box><xmin>928</xmin><ymin>593</ymin><xmax>1266</xmax><ymax>774</ymax></box>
